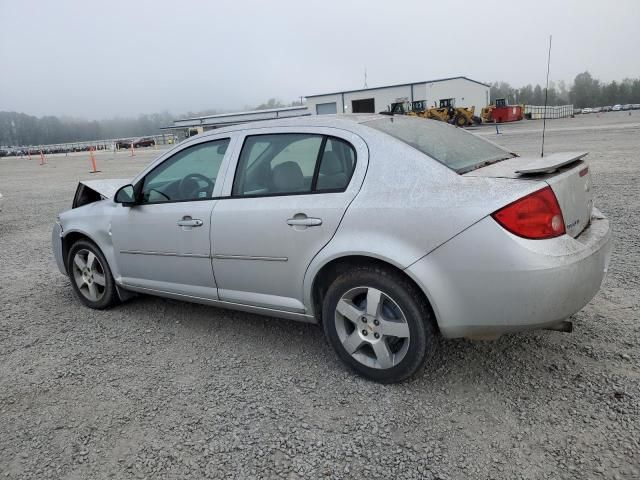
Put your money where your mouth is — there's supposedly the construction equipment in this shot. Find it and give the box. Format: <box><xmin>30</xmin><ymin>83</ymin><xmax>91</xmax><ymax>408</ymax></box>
<box><xmin>386</xmin><ymin>98</ymin><xmax>481</xmax><ymax>126</ymax></box>
<box><xmin>481</xmin><ymin>98</ymin><xmax>524</xmax><ymax>123</ymax></box>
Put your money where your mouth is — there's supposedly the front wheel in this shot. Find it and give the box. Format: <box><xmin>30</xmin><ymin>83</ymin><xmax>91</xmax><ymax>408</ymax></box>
<box><xmin>67</xmin><ymin>239</ymin><xmax>119</xmax><ymax>309</ymax></box>
<box><xmin>322</xmin><ymin>266</ymin><xmax>438</xmax><ymax>383</ymax></box>
<box><xmin>455</xmin><ymin>115</ymin><xmax>467</xmax><ymax>127</ymax></box>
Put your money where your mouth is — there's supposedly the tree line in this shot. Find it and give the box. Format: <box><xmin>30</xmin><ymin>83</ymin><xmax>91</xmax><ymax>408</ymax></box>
<box><xmin>0</xmin><ymin>98</ymin><xmax>303</xmax><ymax>147</ymax></box>
<box><xmin>491</xmin><ymin>72</ymin><xmax>640</xmax><ymax>108</ymax></box>
<box><xmin>0</xmin><ymin>111</ymin><xmax>175</xmax><ymax>147</ymax></box>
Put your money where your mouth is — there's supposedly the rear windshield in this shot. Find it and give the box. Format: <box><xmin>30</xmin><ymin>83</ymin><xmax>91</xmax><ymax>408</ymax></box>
<box><xmin>365</xmin><ymin>116</ymin><xmax>514</xmax><ymax>173</ymax></box>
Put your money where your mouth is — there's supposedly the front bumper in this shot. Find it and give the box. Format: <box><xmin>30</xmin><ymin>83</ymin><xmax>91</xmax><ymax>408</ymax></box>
<box><xmin>52</xmin><ymin>222</ymin><xmax>67</xmax><ymax>275</ymax></box>
<box><xmin>406</xmin><ymin>209</ymin><xmax>612</xmax><ymax>338</ymax></box>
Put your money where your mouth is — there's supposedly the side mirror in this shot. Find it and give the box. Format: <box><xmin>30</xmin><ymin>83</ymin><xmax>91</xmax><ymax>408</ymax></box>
<box><xmin>114</xmin><ymin>184</ymin><xmax>136</xmax><ymax>206</ymax></box>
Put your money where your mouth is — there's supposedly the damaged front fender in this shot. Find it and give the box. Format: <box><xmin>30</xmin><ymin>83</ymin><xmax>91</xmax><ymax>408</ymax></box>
<box><xmin>72</xmin><ymin>179</ymin><xmax>129</xmax><ymax>208</ymax></box>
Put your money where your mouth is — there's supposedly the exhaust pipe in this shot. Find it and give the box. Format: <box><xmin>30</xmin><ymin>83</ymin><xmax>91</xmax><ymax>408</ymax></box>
<box><xmin>544</xmin><ymin>320</ymin><xmax>573</xmax><ymax>333</ymax></box>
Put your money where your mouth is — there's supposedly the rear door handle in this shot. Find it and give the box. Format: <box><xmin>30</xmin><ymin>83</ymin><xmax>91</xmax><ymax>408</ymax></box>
<box><xmin>287</xmin><ymin>217</ymin><xmax>322</xmax><ymax>227</ymax></box>
<box><xmin>177</xmin><ymin>216</ymin><xmax>203</xmax><ymax>227</ymax></box>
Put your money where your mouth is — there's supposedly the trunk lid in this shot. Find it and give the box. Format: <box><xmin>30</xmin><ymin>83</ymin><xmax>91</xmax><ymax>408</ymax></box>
<box><xmin>464</xmin><ymin>152</ymin><xmax>593</xmax><ymax>238</ymax></box>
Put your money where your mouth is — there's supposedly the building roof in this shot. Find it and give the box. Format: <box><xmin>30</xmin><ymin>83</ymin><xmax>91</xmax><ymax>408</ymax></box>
<box><xmin>169</xmin><ymin>105</ymin><xmax>310</xmax><ymax>129</ymax></box>
<box><xmin>305</xmin><ymin>76</ymin><xmax>490</xmax><ymax>98</ymax></box>
<box><xmin>165</xmin><ymin>114</ymin><xmax>391</xmax><ymax>137</ymax></box>
<box><xmin>175</xmin><ymin>105</ymin><xmax>308</xmax><ymax>123</ymax></box>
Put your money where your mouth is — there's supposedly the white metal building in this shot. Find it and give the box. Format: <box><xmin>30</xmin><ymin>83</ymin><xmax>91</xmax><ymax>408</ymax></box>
<box><xmin>306</xmin><ymin>76</ymin><xmax>490</xmax><ymax>115</ymax></box>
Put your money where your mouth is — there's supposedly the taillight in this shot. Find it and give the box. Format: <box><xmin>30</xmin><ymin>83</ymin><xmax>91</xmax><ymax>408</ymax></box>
<box><xmin>491</xmin><ymin>186</ymin><xmax>565</xmax><ymax>239</ymax></box>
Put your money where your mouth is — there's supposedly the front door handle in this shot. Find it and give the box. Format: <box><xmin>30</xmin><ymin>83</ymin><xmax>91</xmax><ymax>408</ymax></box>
<box><xmin>287</xmin><ymin>216</ymin><xmax>322</xmax><ymax>227</ymax></box>
<box><xmin>177</xmin><ymin>216</ymin><xmax>203</xmax><ymax>227</ymax></box>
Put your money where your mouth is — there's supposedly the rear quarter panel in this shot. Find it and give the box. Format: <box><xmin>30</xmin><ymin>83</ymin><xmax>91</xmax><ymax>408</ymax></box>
<box><xmin>303</xmin><ymin>129</ymin><xmax>546</xmax><ymax>314</ymax></box>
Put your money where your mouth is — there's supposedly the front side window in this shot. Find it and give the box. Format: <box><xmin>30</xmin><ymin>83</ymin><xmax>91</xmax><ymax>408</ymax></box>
<box><xmin>140</xmin><ymin>138</ymin><xmax>229</xmax><ymax>203</ymax></box>
<box><xmin>232</xmin><ymin>134</ymin><xmax>356</xmax><ymax>197</ymax></box>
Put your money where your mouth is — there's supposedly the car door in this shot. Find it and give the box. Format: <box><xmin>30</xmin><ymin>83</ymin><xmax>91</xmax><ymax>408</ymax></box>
<box><xmin>111</xmin><ymin>136</ymin><xmax>235</xmax><ymax>299</ymax></box>
<box><xmin>211</xmin><ymin>127</ymin><xmax>368</xmax><ymax>313</ymax></box>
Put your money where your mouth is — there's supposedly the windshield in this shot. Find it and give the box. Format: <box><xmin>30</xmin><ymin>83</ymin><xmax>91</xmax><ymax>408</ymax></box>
<box><xmin>365</xmin><ymin>116</ymin><xmax>515</xmax><ymax>173</ymax></box>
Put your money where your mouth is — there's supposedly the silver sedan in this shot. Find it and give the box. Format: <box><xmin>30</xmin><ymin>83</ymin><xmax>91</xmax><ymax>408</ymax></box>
<box><xmin>52</xmin><ymin>115</ymin><xmax>612</xmax><ymax>383</ymax></box>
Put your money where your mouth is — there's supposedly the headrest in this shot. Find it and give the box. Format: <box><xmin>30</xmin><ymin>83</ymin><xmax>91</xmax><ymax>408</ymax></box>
<box><xmin>272</xmin><ymin>161</ymin><xmax>304</xmax><ymax>191</ymax></box>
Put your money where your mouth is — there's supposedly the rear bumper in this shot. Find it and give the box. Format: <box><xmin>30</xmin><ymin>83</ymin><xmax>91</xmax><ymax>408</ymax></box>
<box><xmin>406</xmin><ymin>209</ymin><xmax>612</xmax><ymax>338</ymax></box>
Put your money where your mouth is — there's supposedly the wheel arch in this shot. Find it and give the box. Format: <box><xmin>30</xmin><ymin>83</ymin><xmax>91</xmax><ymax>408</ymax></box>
<box><xmin>308</xmin><ymin>254</ymin><xmax>439</xmax><ymax>331</ymax></box>
<box><xmin>62</xmin><ymin>230</ymin><xmax>100</xmax><ymax>273</ymax></box>
<box><xmin>61</xmin><ymin>229</ymin><xmax>118</xmax><ymax>279</ymax></box>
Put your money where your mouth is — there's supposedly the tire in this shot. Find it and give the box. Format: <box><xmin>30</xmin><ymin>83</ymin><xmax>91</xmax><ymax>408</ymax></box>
<box><xmin>322</xmin><ymin>265</ymin><xmax>438</xmax><ymax>383</ymax></box>
<box><xmin>67</xmin><ymin>239</ymin><xmax>119</xmax><ymax>309</ymax></box>
<box><xmin>455</xmin><ymin>115</ymin><xmax>467</xmax><ymax>127</ymax></box>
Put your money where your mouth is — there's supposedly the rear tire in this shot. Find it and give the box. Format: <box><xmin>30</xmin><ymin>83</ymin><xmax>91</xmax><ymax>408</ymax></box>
<box><xmin>67</xmin><ymin>239</ymin><xmax>119</xmax><ymax>310</ymax></box>
<box><xmin>322</xmin><ymin>265</ymin><xmax>438</xmax><ymax>383</ymax></box>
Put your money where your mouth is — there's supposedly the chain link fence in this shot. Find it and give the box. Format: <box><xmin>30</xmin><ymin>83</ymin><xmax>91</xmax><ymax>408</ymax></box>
<box><xmin>4</xmin><ymin>134</ymin><xmax>179</xmax><ymax>156</ymax></box>
<box><xmin>524</xmin><ymin>105</ymin><xmax>574</xmax><ymax>119</ymax></box>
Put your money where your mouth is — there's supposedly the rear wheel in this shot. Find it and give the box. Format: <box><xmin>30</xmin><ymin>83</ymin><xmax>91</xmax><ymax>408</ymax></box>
<box><xmin>67</xmin><ymin>239</ymin><xmax>119</xmax><ymax>309</ymax></box>
<box><xmin>455</xmin><ymin>115</ymin><xmax>467</xmax><ymax>127</ymax></box>
<box><xmin>322</xmin><ymin>266</ymin><xmax>438</xmax><ymax>383</ymax></box>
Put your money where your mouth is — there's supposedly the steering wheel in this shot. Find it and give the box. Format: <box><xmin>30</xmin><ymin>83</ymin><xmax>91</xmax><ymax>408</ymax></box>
<box><xmin>178</xmin><ymin>173</ymin><xmax>215</xmax><ymax>199</ymax></box>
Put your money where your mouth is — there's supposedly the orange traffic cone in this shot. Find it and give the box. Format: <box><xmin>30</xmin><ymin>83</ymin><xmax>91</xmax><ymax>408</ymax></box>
<box><xmin>89</xmin><ymin>147</ymin><xmax>100</xmax><ymax>173</ymax></box>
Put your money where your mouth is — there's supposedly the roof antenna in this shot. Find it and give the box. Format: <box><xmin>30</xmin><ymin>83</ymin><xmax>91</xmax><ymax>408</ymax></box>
<box><xmin>364</xmin><ymin>67</ymin><xmax>368</xmax><ymax>88</ymax></box>
<box><xmin>541</xmin><ymin>35</ymin><xmax>552</xmax><ymax>157</ymax></box>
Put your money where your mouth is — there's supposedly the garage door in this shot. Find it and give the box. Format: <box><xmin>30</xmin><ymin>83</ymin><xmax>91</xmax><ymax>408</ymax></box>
<box><xmin>351</xmin><ymin>98</ymin><xmax>375</xmax><ymax>113</ymax></box>
<box><xmin>316</xmin><ymin>102</ymin><xmax>337</xmax><ymax>115</ymax></box>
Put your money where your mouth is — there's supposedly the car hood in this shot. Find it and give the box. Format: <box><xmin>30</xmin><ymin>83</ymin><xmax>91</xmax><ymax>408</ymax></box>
<box><xmin>79</xmin><ymin>179</ymin><xmax>129</xmax><ymax>199</ymax></box>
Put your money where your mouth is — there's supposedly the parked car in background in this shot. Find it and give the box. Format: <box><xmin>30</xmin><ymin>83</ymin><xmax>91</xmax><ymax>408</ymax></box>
<box><xmin>601</xmin><ymin>106</ymin><xmax>612</xmax><ymax>112</ymax></box>
<box><xmin>582</xmin><ymin>107</ymin><xmax>592</xmax><ymax>114</ymax></box>
<box><xmin>133</xmin><ymin>137</ymin><xmax>156</xmax><ymax>148</ymax></box>
<box><xmin>612</xmin><ymin>104</ymin><xmax>622</xmax><ymax>111</ymax></box>
<box><xmin>52</xmin><ymin>115</ymin><xmax>612</xmax><ymax>383</ymax></box>
<box><xmin>632</xmin><ymin>104</ymin><xmax>640</xmax><ymax>110</ymax></box>
<box><xmin>117</xmin><ymin>137</ymin><xmax>156</xmax><ymax>149</ymax></box>
<box><xmin>592</xmin><ymin>107</ymin><xmax>602</xmax><ymax>113</ymax></box>
<box><xmin>622</xmin><ymin>104</ymin><xmax>632</xmax><ymax>111</ymax></box>
<box><xmin>574</xmin><ymin>108</ymin><xmax>582</xmax><ymax>115</ymax></box>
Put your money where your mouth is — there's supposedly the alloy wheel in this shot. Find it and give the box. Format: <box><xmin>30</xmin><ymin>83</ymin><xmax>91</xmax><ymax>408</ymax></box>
<box><xmin>71</xmin><ymin>248</ymin><xmax>106</xmax><ymax>302</ymax></box>
<box><xmin>334</xmin><ymin>286</ymin><xmax>410</xmax><ymax>370</ymax></box>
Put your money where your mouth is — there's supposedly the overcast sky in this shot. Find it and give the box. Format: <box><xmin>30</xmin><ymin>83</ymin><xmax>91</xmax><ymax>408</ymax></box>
<box><xmin>1</xmin><ymin>0</ymin><xmax>638</xmax><ymax>119</ymax></box>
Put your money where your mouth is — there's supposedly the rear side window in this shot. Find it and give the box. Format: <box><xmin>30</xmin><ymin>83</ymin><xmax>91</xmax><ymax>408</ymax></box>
<box><xmin>232</xmin><ymin>134</ymin><xmax>356</xmax><ymax>197</ymax></box>
<box><xmin>366</xmin><ymin>116</ymin><xmax>514</xmax><ymax>174</ymax></box>
<box><xmin>316</xmin><ymin>137</ymin><xmax>356</xmax><ymax>191</ymax></box>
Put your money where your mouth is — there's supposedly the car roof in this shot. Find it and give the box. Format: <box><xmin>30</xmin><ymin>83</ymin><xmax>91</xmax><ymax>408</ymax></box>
<box><xmin>197</xmin><ymin>114</ymin><xmax>387</xmax><ymax>138</ymax></box>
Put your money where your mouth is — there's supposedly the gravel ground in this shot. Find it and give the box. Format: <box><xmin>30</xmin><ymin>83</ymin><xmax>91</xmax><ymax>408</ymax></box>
<box><xmin>1</xmin><ymin>112</ymin><xmax>639</xmax><ymax>479</ymax></box>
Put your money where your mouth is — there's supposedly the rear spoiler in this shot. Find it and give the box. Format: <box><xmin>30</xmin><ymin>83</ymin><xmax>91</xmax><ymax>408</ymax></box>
<box><xmin>515</xmin><ymin>152</ymin><xmax>588</xmax><ymax>174</ymax></box>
